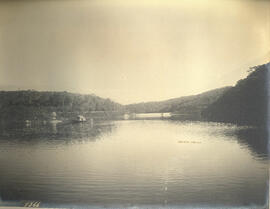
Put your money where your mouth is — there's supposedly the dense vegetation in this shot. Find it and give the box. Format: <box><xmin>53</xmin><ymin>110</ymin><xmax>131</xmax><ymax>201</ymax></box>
<box><xmin>0</xmin><ymin>91</ymin><xmax>123</xmax><ymax>121</ymax></box>
<box><xmin>0</xmin><ymin>86</ymin><xmax>232</xmax><ymax>122</ymax></box>
<box><xmin>0</xmin><ymin>62</ymin><xmax>268</xmax><ymax>125</ymax></box>
<box><xmin>125</xmin><ymin>87</ymin><xmax>231</xmax><ymax>120</ymax></box>
<box><xmin>202</xmin><ymin>63</ymin><xmax>269</xmax><ymax>126</ymax></box>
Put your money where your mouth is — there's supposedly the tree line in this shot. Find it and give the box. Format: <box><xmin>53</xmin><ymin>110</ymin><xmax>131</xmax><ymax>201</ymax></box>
<box><xmin>0</xmin><ymin>91</ymin><xmax>123</xmax><ymax>121</ymax></box>
<box><xmin>202</xmin><ymin>62</ymin><xmax>269</xmax><ymax>126</ymax></box>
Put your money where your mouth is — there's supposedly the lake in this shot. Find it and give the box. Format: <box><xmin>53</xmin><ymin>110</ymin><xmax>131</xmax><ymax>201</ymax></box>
<box><xmin>0</xmin><ymin>120</ymin><xmax>268</xmax><ymax>208</ymax></box>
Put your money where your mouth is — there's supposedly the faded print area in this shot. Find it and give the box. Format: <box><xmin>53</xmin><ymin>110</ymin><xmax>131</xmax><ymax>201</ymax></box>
<box><xmin>0</xmin><ymin>0</ymin><xmax>269</xmax><ymax>208</ymax></box>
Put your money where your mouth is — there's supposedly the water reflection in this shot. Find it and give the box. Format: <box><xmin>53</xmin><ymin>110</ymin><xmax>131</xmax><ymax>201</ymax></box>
<box><xmin>234</xmin><ymin>127</ymin><xmax>268</xmax><ymax>158</ymax></box>
<box><xmin>168</xmin><ymin>120</ymin><xmax>268</xmax><ymax>159</ymax></box>
<box><xmin>0</xmin><ymin>120</ymin><xmax>268</xmax><ymax>208</ymax></box>
<box><xmin>0</xmin><ymin>120</ymin><xmax>115</xmax><ymax>144</ymax></box>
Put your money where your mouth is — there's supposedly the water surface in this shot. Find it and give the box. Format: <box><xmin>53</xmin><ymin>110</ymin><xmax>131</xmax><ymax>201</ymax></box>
<box><xmin>0</xmin><ymin>120</ymin><xmax>268</xmax><ymax>208</ymax></box>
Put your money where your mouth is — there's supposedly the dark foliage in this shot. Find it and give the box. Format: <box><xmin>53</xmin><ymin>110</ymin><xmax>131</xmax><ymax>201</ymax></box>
<box><xmin>1</xmin><ymin>62</ymin><xmax>268</xmax><ymax>125</ymax></box>
<box><xmin>0</xmin><ymin>91</ymin><xmax>123</xmax><ymax>121</ymax></box>
<box><xmin>125</xmin><ymin>87</ymin><xmax>231</xmax><ymax>120</ymax></box>
<box><xmin>201</xmin><ymin>63</ymin><xmax>269</xmax><ymax>126</ymax></box>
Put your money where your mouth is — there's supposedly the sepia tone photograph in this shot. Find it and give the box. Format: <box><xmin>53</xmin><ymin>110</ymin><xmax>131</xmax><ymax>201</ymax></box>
<box><xmin>0</xmin><ymin>0</ymin><xmax>269</xmax><ymax>208</ymax></box>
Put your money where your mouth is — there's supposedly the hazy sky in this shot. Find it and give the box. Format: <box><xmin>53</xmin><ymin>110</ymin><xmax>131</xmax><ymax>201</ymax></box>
<box><xmin>0</xmin><ymin>0</ymin><xmax>269</xmax><ymax>104</ymax></box>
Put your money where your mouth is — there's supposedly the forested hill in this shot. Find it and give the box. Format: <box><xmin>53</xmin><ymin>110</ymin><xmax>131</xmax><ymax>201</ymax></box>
<box><xmin>125</xmin><ymin>87</ymin><xmax>231</xmax><ymax>115</ymax></box>
<box><xmin>201</xmin><ymin>62</ymin><xmax>269</xmax><ymax>126</ymax></box>
<box><xmin>1</xmin><ymin>62</ymin><xmax>268</xmax><ymax>124</ymax></box>
<box><xmin>0</xmin><ymin>91</ymin><xmax>123</xmax><ymax>121</ymax></box>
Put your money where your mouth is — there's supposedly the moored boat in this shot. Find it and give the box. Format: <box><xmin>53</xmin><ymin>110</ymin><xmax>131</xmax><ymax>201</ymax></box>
<box><xmin>73</xmin><ymin>115</ymin><xmax>87</xmax><ymax>123</ymax></box>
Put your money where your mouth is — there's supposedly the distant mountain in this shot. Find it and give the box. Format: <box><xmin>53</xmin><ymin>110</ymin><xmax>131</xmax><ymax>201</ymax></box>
<box><xmin>202</xmin><ymin>62</ymin><xmax>269</xmax><ymax>126</ymax></box>
<box><xmin>0</xmin><ymin>91</ymin><xmax>123</xmax><ymax>121</ymax></box>
<box><xmin>1</xmin><ymin>62</ymin><xmax>268</xmax><ymax>125</ymax></box>
<box><xmin>125</xmin><ymin>87</ymin><xmax>231</xmax><ymax>120</ymax></box>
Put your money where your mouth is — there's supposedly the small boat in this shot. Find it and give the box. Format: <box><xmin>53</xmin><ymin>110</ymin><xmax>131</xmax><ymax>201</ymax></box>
<box><xmin>73</xmin><ymin>115</ymin><xmax>87</xmax><ymax>123</ymax></box>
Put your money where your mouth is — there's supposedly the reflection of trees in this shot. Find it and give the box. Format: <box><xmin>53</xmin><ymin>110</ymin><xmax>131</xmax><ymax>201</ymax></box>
<box><xmin>0</xmin><ymin>121</ymin><xmax>116</xmax><ymax>203</ymax></box>
<box><xmin>233</xmin><ymin>128</ymin><xmax>268</xmax><ymax>158</ymax></box>
<box><xmin>56</xmin><ymin>122</ymin><xmax>115</xmax><ymax>142</ymax></box>
<box><xmin>219</xmin><ymin>126</ymin><xmax>268</xmax><ymax>158</ymax></box>
<box><xmin>191</xmin><ymin>123</ymin><xmax>268</xmax><ymax>159</ymax></box>
<box><xmin>0</xmin><ymin>121</ymin><xmax>115</xmax><ymax>144</ymax></box>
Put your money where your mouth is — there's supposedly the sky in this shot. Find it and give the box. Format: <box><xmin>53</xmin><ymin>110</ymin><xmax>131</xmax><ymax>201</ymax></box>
<box><xmin>0</xmin><ymin>0</ymin><xmax>269</xmax><ymax>104</ymax></box>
